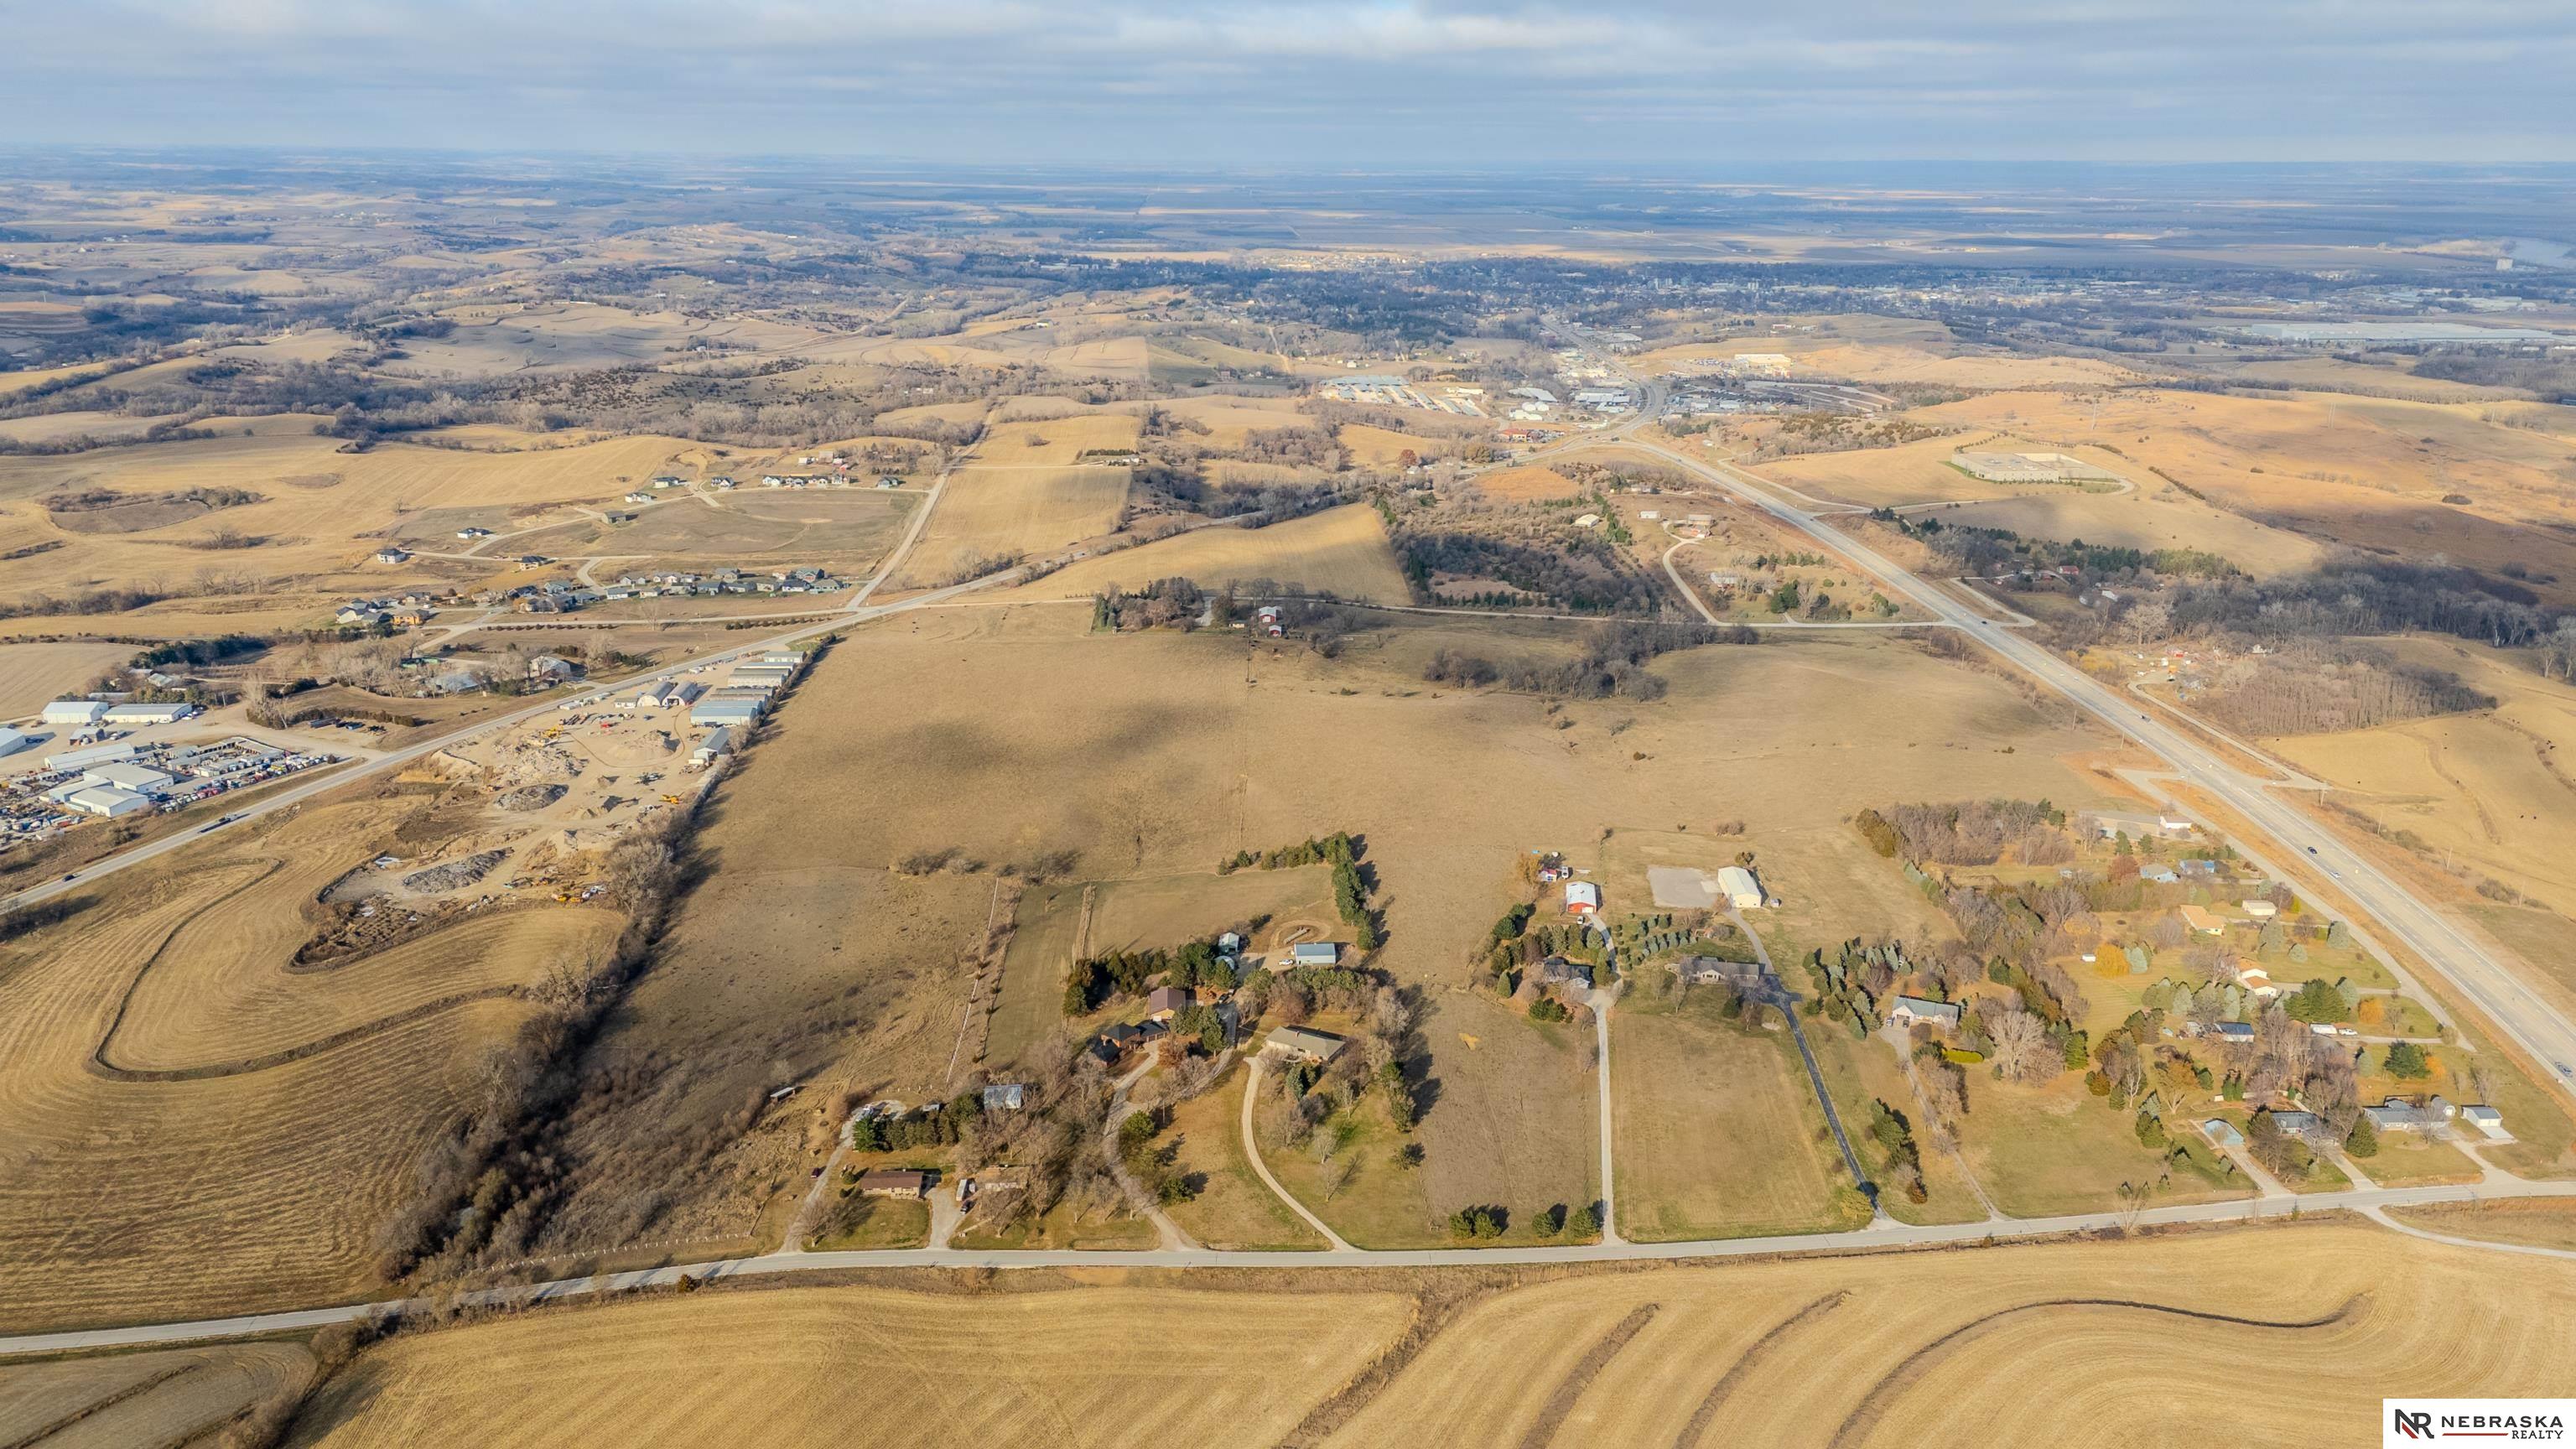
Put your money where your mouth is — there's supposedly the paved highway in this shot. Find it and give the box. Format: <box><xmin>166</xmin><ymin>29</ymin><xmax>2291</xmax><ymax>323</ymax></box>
<box><xmin>1533</xmin><ymin>314</ymin><xmax>2576</xmax><ymax>1104</ymax></box>
<box><xmin>5</xmin><ymin>1170</ymin><xmax>2568</xmax><ymax>1358</ymax></box>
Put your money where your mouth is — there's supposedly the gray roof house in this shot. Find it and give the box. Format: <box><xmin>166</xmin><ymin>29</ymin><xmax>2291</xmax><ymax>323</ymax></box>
<box><xmin>1264</xmin><ymin>1026</ymin><xmax>1345</xmax><ymax>1063</ymax></box>
<box><xmin>1887</xmin><ymin>995</ymin><xmax>1961</xmax><ymax>1030</ymax></box>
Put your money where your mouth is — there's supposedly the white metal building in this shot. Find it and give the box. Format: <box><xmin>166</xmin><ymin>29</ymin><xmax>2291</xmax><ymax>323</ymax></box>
<box><xmin>45</xmin><ymin>741</ymin><xmax>137</xmax><ymax>771</ymax></box>
<box><xmin>39</xmin><ymin>699</ymin><xmax>107</xmax><ymax>726</ymax></box>
<box><xmin>86</xmin><ymin>763</ymin><xmax>174</xmax><ymax>794</ymax></box>
<box><xmin>66</xmin><ymin>786</ymin><xmax>152</xmax><ymax>818</ymax></box>
<box><xmin>1716</xmin><ymin>865</ymin><xmax>1764</xmax><ymax>909</ymax></box>
<box><xmin>101</xmin><ymin>702</ymin><xmax>195</xmax><ymax>725</ymax></box>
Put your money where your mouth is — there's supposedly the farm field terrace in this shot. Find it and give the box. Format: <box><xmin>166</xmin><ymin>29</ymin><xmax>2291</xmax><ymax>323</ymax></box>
<box><xmin>254</xmin><ymin>1220</ymin><xmax>2576</xmax><ymax>1449</ymax></box>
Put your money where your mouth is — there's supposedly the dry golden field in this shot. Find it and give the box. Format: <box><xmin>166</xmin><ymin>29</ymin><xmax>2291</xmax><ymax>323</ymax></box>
<box><xmin>1608</xmin><ymin>1009</ymin><xmax>1861</xmax><ymax>1240</ymax></box>
<box><xmin>0</xmin><ymin>640</ymin><xmax>132</xmax><ymax>719</ymax></box>
<box><xmin>1473</xmin><ymin>463</ymin><xmax>1583</xmax><ymax>501</ymax></box>
<box><xmin>1128</xmin><ymin>396</ymin><xmax>1311</xmax><ymax>448</ymax></box>
<box><xmin>0</xmin><ymin>1343</ymin><xmax>313</xmax><ymax>1447</ymax></box>
<box><xmin>896</xmin><ymin>464</ymin><xmax>1130</xmax><ymax>585</ymax></box>
<box><xmin>258</xmin><ymin>1221</ymin><xmax>2576</xmax><ymax>1448</ymax></box>
<box><xmin>1633</xmin><ymin>316</ymin><xmax>2150</xmax><ymax>390</ymax></box>
<box><xmin>2267</xmin><ymin>638</ymin><xmax>2576</xmax><ymax>918</ymax></box>
<box><xmin>1745</xmin><ymin>431</ymin><xmax>2333</xmax><ymax>576</ymax></box>
<box><xmin>0</xmin><ymin>795</ymin><xmax>629</xmax><ymax>1332</ymax></box>
<box><xmin>1908</xmin><ymin>388</ymin><xmax>2576</xmax><ymax>602</ymax></box>
<box><xmin>1001</xmin><ymin>504</ymin><xmax>1411</xmax><ymax>605</ymax></box>
<box><xmin>1339</xmin><ymin>423</ymin><xmax>1463</xmax><ymax>466</ymax></box>
<box><xmin>292</xmin><ymin>1281</ymin><xmax>1410</xmax><ymax>1447</ymax></box>
<box><xmin>595</xmin><ymin>605</ymin><xmax>2106</xmax><ymax>1254</ymax></box>
<box><xmin>0</xmin><ymin>427</ymin><xmax>706</xmax><ymax>612</ymax></box>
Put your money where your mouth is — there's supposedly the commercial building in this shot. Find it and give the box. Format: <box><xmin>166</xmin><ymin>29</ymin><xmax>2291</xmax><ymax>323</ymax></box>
<box><xmin>0</xmin><ymin>727</ymin><xmax>28</xmax><ymax>759</ymax></box>
<box><xmin>39</xmin><ymin>700</ymin><xmax>108</xmax><ymax>726</ymax></box>
<box><xmin>45</xmin><ymin>742</ymin><xmax>137</xmax><ymax>771</ymax></box>
<box><xmin>690</xmin><ymin>698</ymin><xmax>765</xmax><ymax>728</ymax></box>
<box><xmin>66</xmin><ymin>786</ymin><xmax>152</xmax><ymax>818</ymax></box>
<box><xmin>689</xmin><ymin>726</ymin><xmax>733</xmax><ymax>768</ymax></box>
<box><xmin>86</xmin><ymin>763</ymin><xmax>174</xmax><ymax>794</ymax></box>
<box><xmin>100</xmin><ymin>702</ymin><xmax>195</xmax><ymax>725</ymax></box>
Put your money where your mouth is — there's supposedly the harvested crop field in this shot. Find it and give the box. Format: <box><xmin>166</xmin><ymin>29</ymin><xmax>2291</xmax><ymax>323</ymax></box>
<box><xmin>1001</xmin><ymin>504</ymin><xmax>1410</xmax><ymax>605</ymax></box>
<box><xmin>0</xmin><ymin>639</ymin><xmax>131</xmax><ymax>719</ymax></box>
<box><xmin>0</xmin><ymin>795</ymin><xmax>629</xmax><ymax>1332</ymax></box>
<box><xmin>0</xmin><ymin>1343</ymin><xmax>312</xmax><ymax>1447</ymax></box>
<box><xmin>897</xmin><ymin>465</ymin><xmax>1129</xmax><ymax>585</ymax></box>
<box><xmin>295</xmin><ymin>1282</ymin><xmax>1412</xmax><ymax>1446</ymax></box>
<box><xmin>273</xmin><ymin>1221</ymin><xmax>2576</xmax><ymax>1447</ymax></box>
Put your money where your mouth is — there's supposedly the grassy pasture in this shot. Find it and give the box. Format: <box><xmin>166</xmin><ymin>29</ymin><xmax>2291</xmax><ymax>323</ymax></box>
<box><xmin>1161</xmin><ymin>1062</ymin><xmax>1327</xmax><ymax>1250</ymax></box>
<box><xmin>1608</xmin><ymin>1005</ymin><xmax>1862</xmax><ymax>1240</ymax></box>
<box><xmin>1000</xmin><ymin>504</ymin><xmax>1410</xmax><ymax>605</ymax></box>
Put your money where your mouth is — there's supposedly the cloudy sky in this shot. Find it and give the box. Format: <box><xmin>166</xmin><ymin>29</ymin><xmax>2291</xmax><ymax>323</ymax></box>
<box><xmin>8</xmin><ymin>1</ymin><xmax>2573</xmax><ymax>164</ymax></box>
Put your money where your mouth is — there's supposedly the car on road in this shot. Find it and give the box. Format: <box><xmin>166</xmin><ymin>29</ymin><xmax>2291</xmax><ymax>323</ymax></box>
<box><xmin>2307</xmin><ymin>845</ymin><xmax>2319</xmax><ymax>854</ymax></box>
<box><xmin>2330</xmin><ymin>870</ymin><xmax>2343</xmax><ymax>880</ymax></box>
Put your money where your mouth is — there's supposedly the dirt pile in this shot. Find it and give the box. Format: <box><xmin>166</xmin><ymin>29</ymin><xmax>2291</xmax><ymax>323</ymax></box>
<box><xmin>402</xmin><ymin>849</ymin><xmax>508</xmax><ymax>893</ymax></box>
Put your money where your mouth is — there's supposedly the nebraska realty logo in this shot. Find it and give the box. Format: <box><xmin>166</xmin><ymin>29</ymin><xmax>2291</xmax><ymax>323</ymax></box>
<box><xmin>2386</xmin><ymin>1400</ymin><xmax>2575</xmax><ymax>1444</ymax></box>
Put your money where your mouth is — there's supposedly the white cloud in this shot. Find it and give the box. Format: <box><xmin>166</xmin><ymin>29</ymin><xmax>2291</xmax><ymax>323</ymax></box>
<box><xmin>5</xmin><ymin>1</ymin><xmax>2573</xmax><ymax>161</ymax></box>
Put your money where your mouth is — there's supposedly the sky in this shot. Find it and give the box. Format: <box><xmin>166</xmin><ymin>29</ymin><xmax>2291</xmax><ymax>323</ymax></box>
<box><xmin>8</xmin><ymin>1</ymin><xmax>2575</xmax><ymax>164</ymax></box>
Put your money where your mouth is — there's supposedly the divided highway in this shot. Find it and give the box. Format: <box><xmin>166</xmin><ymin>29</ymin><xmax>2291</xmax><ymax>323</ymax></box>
<box><xmin>1535</xmin><ymin>314</ymin><xmax>2576</xmax><ymax>1104</ymax></box>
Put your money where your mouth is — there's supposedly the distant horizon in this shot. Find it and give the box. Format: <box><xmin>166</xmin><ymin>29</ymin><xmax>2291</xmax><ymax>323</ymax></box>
<box><xmin>9</xmin><ymin>3</ymin><xmax>2575</xmax><ymax>167</ymax></box>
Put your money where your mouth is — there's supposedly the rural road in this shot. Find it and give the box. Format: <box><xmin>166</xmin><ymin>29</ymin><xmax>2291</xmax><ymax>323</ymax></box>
<box><xmin>1544</xmin><ymin>317</ymin><xmax>2576</xmax><ymax>1111</ymax></box>
<box><xmin>8</xmin><ymin>1171</ymin><xmax>2571</xmax><ymax>1359</ymax></box>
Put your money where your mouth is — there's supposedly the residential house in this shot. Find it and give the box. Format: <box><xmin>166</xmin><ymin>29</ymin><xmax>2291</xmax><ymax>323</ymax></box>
<box><xmin>1887</xmin><ymin>995</ymin><xmax>1962</xmax><ymax>1031</ymax></box>
<box><xmin>2236</xmin><ymin>964</ymin><xmax>2278</xmax><ymax>999</ymax></box>
<box><xmin>1144</xmin><ymin>985</ymin><xmax>1192</xmax><ymax>1021</ymax></box>
<box><xmin>981</xmin><ymin>1083</ymin><xmax>1026</xmax><ymax>1112</ymax></box>
<box><xmin>854</xmin><ymin>1169</ymin><xmax>932</xmax><ymax>1200</ymax></box>
<box><xmin>2179</xmin><ymin>905</ymin><xmax>2227</xmax><ymax>935</ymax></box>
<box><xmin>2211</xmin><ymin>1021</ymin><xmax>2257</xmax><ymax>1043</ymax></box>
<box><xmin>1675</xmin><ymin>955</ymin><xmax>1770</xmax><ymax>989</ymax></box>
<box><xmin>2267</xmin><ymin>1109</ymin><xmax>2330</xmax><ymax>1144</ymax></box>
<box><xmin>1265</xmin><ymin>1026</ymin><xmax>1345</xmax><ymax>1063</ymax></box>
<box><xmin>1535</xmin><ymin>955</ymin><xmax>1593</xmax><ymax>989</ymax></box>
